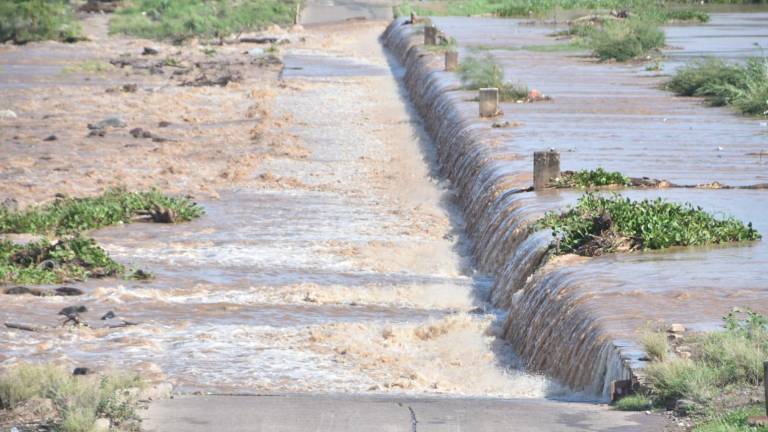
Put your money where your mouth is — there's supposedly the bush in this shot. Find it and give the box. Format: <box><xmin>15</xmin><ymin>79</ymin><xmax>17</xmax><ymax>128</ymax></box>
<box><xmin>0</xmin><ymin>188</ymin><xmax>204</xmax><ymax>235</ymax></box>
<box><xmin>458</xmin><ymin>55</ymin><xmax>529</xmax><ymax>101</ymax></box>
<box><xmin>110</xmin><ymin>0</ymin><xmax>300</xmax><ymax>41</ymax></box>
<box><xmin>641</xmin><ymin>330</ymin><xmax>669</xmax><ymax>362</ymax></box>
<box><xmin>588</xmin><ymin>19</ymin><xmax>665</xmax><ymax>61</ymax></box>
<box><xmin>0</xmin><ymin>0</ymin><xmax>82</xmax><ymax>44</ymax></box>
<box><xmin>667</xmin><ymin>57</ymin><xmax>768</xmax><ymax>116</ymax></box>
<box><xmin>0</xmin><ymin>364</ymin><xmax>143</xmax><ymax>432</ymax></box>
<box><xmin>535</xmin><ymin>194</ymin><xmax>760</xmax><ymax>256</ymax></box>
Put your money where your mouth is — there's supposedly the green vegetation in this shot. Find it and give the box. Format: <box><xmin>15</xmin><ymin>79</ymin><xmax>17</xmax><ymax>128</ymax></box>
<box><xmin>458</xmin><ymin>55</ymin><xmax>529</xmax><ymax>101</ymax></box>
<box><xmin>640</xmin><ymin>330</ymin><xmax>669</xmax><ymax>361</ymax></box>
<box><xmin>632</xmin><ymin>310</ymin><xmax>768</xmax><ymax>431</ymax></box>
<box><xmin>614</xmin><ymin>394</ymin><xmax>652</xmax><ymax>411</ymax></box>
<box><xmin>0</xmin><ymin>363</ymin><xmax>144</xmax><ymax>432</ymax></box>
<box><xmin>0</xmin><ymin>188</ymin><xmax>203</xmax><ymax>235</ymax></box>
<box><xmin>535</xmin><ymin>194</ymin><xmax>760</xmax><ymax>256</ymax></box>
<box><xmin>550</xmin><ymin>168</ymin><xmax>630</xmax><ymax>188</ymax></box>
<box><xmin>0</xmin><ymin>236</ymin><xmax>124</xmax><ymax>284</ymax></box>
<box><xmin>62</xmin><ymin>60</ymin><xmax>116</xmax><ymax>75</ymax></box>
<box><xmin>666</xmin><ymin>56</ymin><xmax>768</xmax><ymax>116</ymax></box>
<box><xmin>110</xmin><ymin>0</ymin><xmax>300</xmax><ymax>41</ymax></box>
<box><xmin>0</xmin><ymin>0</ymin><xmax>82</xmax><ymax>44</ymax></box>
<box><xmin>585</xmin><ymin>19</ymin><xmax>665</xmax><ymax>61</ymax></box>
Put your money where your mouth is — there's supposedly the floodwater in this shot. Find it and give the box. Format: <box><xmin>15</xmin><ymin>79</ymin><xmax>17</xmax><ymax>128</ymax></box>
<box><xmin>0</xmin><ymin>22</ymin><xmax>554</xmax><ymax>398</ymax></box>
<box><xmin>420</xmin><ymin>13</ymin><xmax>768</xmax><ymax>396</ymax></box>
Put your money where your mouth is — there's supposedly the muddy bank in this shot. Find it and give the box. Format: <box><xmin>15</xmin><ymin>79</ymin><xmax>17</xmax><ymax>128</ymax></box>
<box><xmin>382</xmin><ymin>15</ymin><xmax>768</xmax><ymax>400</ymax></box>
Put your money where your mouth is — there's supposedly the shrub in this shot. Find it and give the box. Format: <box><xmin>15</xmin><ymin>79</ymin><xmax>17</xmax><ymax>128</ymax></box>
<box><xmin>588</xmin><ymin>19</ymin><xmax>665</xmax><ymax>61</ymax></box>
<box><xmin>667</xmin><ymin>57</ymin><xmax>768</xmax><ymax>116</ymax></box>
<box><xmin>550</xmin><ymin>168</ymin><xmax>630</xmax><ymax>188</ymax></box>
<box><xmin>535</xmin><ymin>194</ymin><xmax>760</xmax><ymax>256</ymax></box>
<box><xmin>641</xmin><ymin>330</ymin><xmax>669</xmax><ymax>362</ymax></box>
<box><xmin>0</xmin><ymin>0</ymin><xmax>83</xmax><ymax>44</ymax></box>
<box><xmin>109</xmin><ymin>0</ymin><xmax>300</xmax><ymax>41</ymax></box>
<box><xmin>0</xmin><ymin>364</ymin><xmax>143</xmax><ymax>432</ymax></box>
<box><xmin>458</xmin><ymin>55</ymin><xmax>529</xmax><ymax>101</ymax></box>
<box><xmin>0</xmin><ymin>188</ymin><xmax>204</xmax><ymax>235</ymax></box>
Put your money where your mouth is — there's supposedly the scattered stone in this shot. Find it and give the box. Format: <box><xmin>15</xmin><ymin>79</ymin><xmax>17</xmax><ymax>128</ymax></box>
<box><xmin>107</xmin><ymin>83</ymin><xmax>138</xmax><ymax>93</ymax></box>
<box><xmin>54</xmin><ymin>287</ymin><xmax>84</xmax><ymax>296</ymax></box>
<box><xmin>43</xmin><ymin>134</ymin><xmax>57</xmax><ymax>141</ymax></box>
<box><xmin>73</xmin><ymin>367</ymin><xmax>91</xmax><ymax>376</ymax></box>
<box><xmin>93</xmin><ymin>418</ymin><xmax>110</xmax><ymax>432</ymax></box>
<box><xmin>130</xmin><ymin>127</ymin><xmax>153</xmax><ymax>139</ymax></box>
<box><xmin>101</xmin><ymin>310</ymin><xmax>116</xmax><ymax>320</ymax></box>
<box><xmin>182</xmin><ymin>70</ymin><xmax>242</xmax><ymax>87</ymax></box>
<box><xmin>150</xmin><ymin>206</ymin><xmax>177</xmax><ymax>223</ymax></box>
<box><xmin>0</xmin><ymin>109</ymin><xmax>17</xmax><ymax>118</ymax></box>
<box><xmin>139</xmin><ymin>382</ymin><xmax>173</xmax><ymax>401</ymax></box>
<box><xmin>142</xmin><ymin>47</ymin><xmax>160</xmax><ymax>56</ymax></box>
<box><xmin>158</xmin><ymin>120</ymin><xmax>172</xmax><ymax>128</ymax></box>
<box><xmin>238</xmin><ymin>35</ymin><xmax>288</xmax><ymax>44</ymax></box>
<box><xmin>675</xmin><ymin>399</ymin><xmax>695</xmax><ymax>416</ymax></box>
<box><xmin>1</xmin><ymin>197</ymin><xmax>19</xmax><ymax>211</ymax></box>
<box><xmin>668</xmin><ymin>323</ymin><xmax>686</xmax><ymax>333</ymax></box>
<box><xmin>59</xmin><ymin>305</ymin><xmax>87</xmax><ymax>316</ymax></box>
<box><xmin>79</xmin><ymin>0</ymin><xmax>119</xmax><ymax>13</ymax></box>
<box><xmin>88</xmin><ymin>116</ymin><xmax>126</xmax><ymax>130</ymax></box>
<box><xmin>4</xmin><ymin>286</ymin><xmax>38</xmax><ymax>295</ymax></box>
<box><xmin>247</xmin><ymin>47</ymin><xmax>265</xmax><ymax>57</ymax></box>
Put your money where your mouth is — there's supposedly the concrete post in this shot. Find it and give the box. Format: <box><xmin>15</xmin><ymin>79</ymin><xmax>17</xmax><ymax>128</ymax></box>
<box><xmin>445</xmin><ymin>51</ymin><xmax>458</xmax><ymax>71</ymax></box>
<box><xmin>424</xmin><ymin>26</ymin><xmax>437</xmax><ymax>45</ymax></box>
<box><xmin>533</xmin><ymin>150</ymin><xmax>561</xmax><ymax>189</ymax></box>
<box><xmin>478</xmin><ymin>88</ymin><xmax>499</xmax><ymax>118</ymax></box>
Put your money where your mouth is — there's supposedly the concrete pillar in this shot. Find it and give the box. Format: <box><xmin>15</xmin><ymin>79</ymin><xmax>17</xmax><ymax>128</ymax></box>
<box><xmin>533</xmin><ymin>150</ymin><xmax>561</xmax><ymax>190</ymax></box>
<box><xmin>478</xmin><ymin>88</ymin><xmax>499</xmax><ymax>118</ymax></box>
<box><xmin>445</xmin><ymin>51</ymin><xmax>458</xmax><ymax>71</ymax></box>
<box><xmin>424</xmin><ymin>26</ymin><xmax>437</xmax><ymax>45</ymax></box>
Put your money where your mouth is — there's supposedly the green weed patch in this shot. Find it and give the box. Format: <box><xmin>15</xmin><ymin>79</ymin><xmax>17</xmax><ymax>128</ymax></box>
<box><xmin>535</xmin><ymin>194</ymin><xmax>760</xmax><ymax>256</ymax></box>
<box><xmin>550</xmin><ymin>168</ymin><xmax>630</xmax><ymax>188</ymax></box>
<box><xmin>458</xmin><ymin>55</ymin><xmax>529</xmax><ymax>101</ymax></box>
<box><xmin>667</xmin><ymin>56</ymin><xmax>768</xmax><ymax>116</ymax></box>
<box><xmin>0</xmin><ymin>236</ymin><xmax>124</xmax><ymax>284</ymax></box>
<box><xmin>586</xmin><ymin>19</ymin><xmax>665</xmax><ymax>61</ymax></box>
<box><xmin>0</xmin><ymin>0</ymin><xmax>83</xmax><ymax>44</ymax></box>
<box><xmin>0</xmin><ymin>189</ymin><xmax>203</xmax><ymax>236</ymax></box>
<box><xmin>109</xmin><ymin>0</ymin><xmax>300</xmax><ymax>41</ymax></box>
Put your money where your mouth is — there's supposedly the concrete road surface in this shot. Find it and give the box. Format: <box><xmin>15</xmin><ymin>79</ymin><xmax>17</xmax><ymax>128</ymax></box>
<box><xmin>142</xmin><ymin>394</ymin><xmax>667</xmax><ymax>432</ymax></box>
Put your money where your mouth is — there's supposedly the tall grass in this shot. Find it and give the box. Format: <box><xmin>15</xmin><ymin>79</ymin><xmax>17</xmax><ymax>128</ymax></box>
<box><xmin>0</xmin><ymin>0</ymin><xmax>82</xmax><ymax>44</ymax></box>
<box><xmin>667</xmin><ymin>56</ymin><xmax>768</xmax><ymax>116</ymax></box>
<box><xmin>110</xmin><ymin>0</ymin><xmax>300</xmax><ymax>41</ymax></box>
<box><xmin>458</xmin><ymin>55</ymin><xmax>529</xmax><ymax>101</ymax></box>
<box><xmin>587</xmin><ymin>19</ymin><xmax>665</xmax><ymax>61</ymax></box>
<box><xmin>0</xmin><ymin>364</ymin><xmax>143</xmax><ymax>432</ymax></box>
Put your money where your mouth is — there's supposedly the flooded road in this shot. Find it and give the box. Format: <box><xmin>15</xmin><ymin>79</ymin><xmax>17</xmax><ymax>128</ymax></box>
<box><xmin>0</xmin><ymin>20</ymin><xmax>554</xmax><ymax>398</ymax></box>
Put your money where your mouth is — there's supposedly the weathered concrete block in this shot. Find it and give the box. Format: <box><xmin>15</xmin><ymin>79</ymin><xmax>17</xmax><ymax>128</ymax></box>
<box><xmin>478</xmin><ymin>88</ymin><xmax>499</xmax><ymax>118</ymax></box>
<box><xmin>424</xmin><ymin>26</ymin><xmax>437</xmax><ymax>45</ymax></box>
<box><xmin>445</xmin><ymin>51</ymin><xmax>458</xmax><ymax>71</ymax></box>
<box><xmin>533</xmin><ymin>150</ymin><xmax>560</xmax><ymax>189</ymax></box>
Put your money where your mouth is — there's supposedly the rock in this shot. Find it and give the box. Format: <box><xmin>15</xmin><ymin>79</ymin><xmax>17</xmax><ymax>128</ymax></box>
<box><xmin>0</xmin><ymin>109</ymin><xmax>17</xmax><ymax>118</ymax></box>
<box><xmin>101</xmin><ymin>310</ymin><xmax>116</xmax><ymax>320</ymax></box>
<box><xmin>54</xmin><ymin>287</ymin><xmax>84</xmax><ymax>296</ymax></box>
<box><xmin>59</xmin><ymin>305</ymin><xmax>87</xmax><ymax>316</ymax></box>
<box><xmin>139</xmin><ymin>382</ymin><xmax>173</xmax><ymax>401</ymax></box>
<box><xmin>5</xmin><ymin>286</ymin><xmax>38</xmax><ymax>295</ymax></box>
<box><xmin>93</xmin><ymin>418</ymin><xmax>110</xmax><ymax>432</ymax></box>
<box><xmin>668</xmin><ymin>323</ymin><xmax>686</xmax><ymax>333</ymax></box>
<box><xmin>150</xmin><ymin>206</ymin><xmax>177</xmax><ymax>223</ymax></box>
<box><xmin>130</xmin><ymin>127</ymin><xmax>153</xmax><ymax>138</ymax></box>
<box><xmin>43</xmin><ymin>134</ymin><xmax>58</xmax><ymax>141</ymax></box>
<box><xmin>142</xmin><ymin>47</ymin><xmax>160</xmax><ymax>55</ymax></box>
<box><xmin>1</xmin><ymin>197</ymin><xmax>19</xmax><ymax>211</ymax></box>
<box><xmin>158</xmin><ymin>120</ymin><xmax>171</xmax><ymax>128</ymax></box>
<box><xmin>73</xmin><ymin>367</ymin><xmax>91</xmax><ymax>376</ymax></box>
<box><xmin>88</xmin><ymin>116</ymin><xmax>126</xmax><ymax>130</ymax></box>
<box><xmin>675</xmin><ymin>399</ymin><xmax>695</xmax><ymax>415</ymax></box>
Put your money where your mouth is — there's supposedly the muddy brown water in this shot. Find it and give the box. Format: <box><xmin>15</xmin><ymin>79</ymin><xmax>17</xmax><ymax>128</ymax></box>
<box><xmin>399</xmin><ymin>14</ymin><xmax>768</xmax><ymax>397</ymax></box>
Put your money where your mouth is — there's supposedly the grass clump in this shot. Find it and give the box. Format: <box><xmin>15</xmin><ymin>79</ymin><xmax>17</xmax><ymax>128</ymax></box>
<box><xmin>0</xmin><ymin>363</ymin><xmax>144</xmax><ymax>432</ymax></box>
<box><xmin>535</xmin><ymin>193</ymin><xmax>760</xmax><ymax>256</ymax></box>
<box><xmin>667</xmin><ymin>56</ymin><xmax>768</xmax><ymax>116</ymax></box>
<box><xmin>0</xmin><ymin>0</ymin><xmax>82</xmax><ymax>44</ymax></box>
<box><xmin>550</xmin><ymin>168</ymin><xmax>630</xmax><ymax>188</ymax></box>
<box><xmin>0</xmin><ymin>188</ymin><xmax>204</xmax><ymax>236</ymax></box>
<box><xmin>614</xmin><ymin>394</ymin><xmax>652</xmax><ymax>411</ymax></box>
<box><xmin>109</xmin><ymin>0</ymin><xmax>300</xmax><ymax>42</ymax></box>
<box><xmin>458</xmin><ymin>55</ymin><xmax>529</xmax><ymax>101</ymax></box>
<box><xmin>0</xmin><ymin>236</ymin><xmax>124</xmax><ymax>284</ymax></box>
<box><xmin>641</xmin><ymin>330</ymin><xmax>669</xmax><ymax>362</ymax></box>
<box><xmin>638</xmin><ymin>310</ymin><xmax>768</xmax><ymax>430</ymax></box>
<box><xmin>586</xmin><ymin>19</ymin><xmax>665</xmax><ymax>62</ymax></box>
